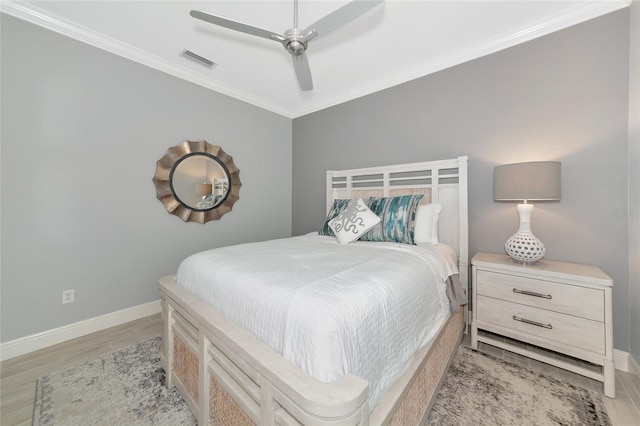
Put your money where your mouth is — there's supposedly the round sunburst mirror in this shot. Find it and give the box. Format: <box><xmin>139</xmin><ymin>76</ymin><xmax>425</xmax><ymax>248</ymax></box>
<box><xmin>153</xmin><ymin>140</ymin><xmax>241</xmax><ymax>223</ymax></box>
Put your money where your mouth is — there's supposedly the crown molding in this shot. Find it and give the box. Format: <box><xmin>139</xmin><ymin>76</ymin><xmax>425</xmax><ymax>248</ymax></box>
<box><xmin>0</xmin><ymin>1</ymin><xmax>294</xmax><ymax>118</ymax></box>
<box><xmin>290</xmin><ymin>0</ymin><xmax>631</xmax><ymax>117</ymax></box>
<box><xmin>1</xmin><ymin>0</ymin><xmax>631</xmax><ymax>119</ymax></box>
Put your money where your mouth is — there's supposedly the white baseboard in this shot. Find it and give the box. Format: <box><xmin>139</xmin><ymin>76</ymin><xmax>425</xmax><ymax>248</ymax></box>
<box><xmin>0</xmin><ymin>300</ymin><xmax>162</xmax><ymax>362</ymax></box>
<box><xmin>627</xmin><ymin>351</ymin><xmax>640</xmax><ymax>378</ymax></box>
<box><xmin>614</xmin><ymin>348</ymin><xmax>640</xmax><ymax>376</ymax></box>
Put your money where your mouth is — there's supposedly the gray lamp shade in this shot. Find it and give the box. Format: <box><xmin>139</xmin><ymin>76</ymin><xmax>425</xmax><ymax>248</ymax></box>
<box><xmin>494</xmin><ymin>161</ymin><xmax>561</xmax><ymax>201</ymax></box>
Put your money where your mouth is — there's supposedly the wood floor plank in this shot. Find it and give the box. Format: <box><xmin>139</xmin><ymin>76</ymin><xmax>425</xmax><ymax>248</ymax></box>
<box><xmin>1</xmin><ymin>340</ymin><xmax>113</xmax><ymax>386</ymax></box>
<box><xmin>617</xmin><ymin>370</ymin><xmax>640</xmax><ymax>414</ymax></box>
<box><xmin>604</xmin><ymin>392</ymin><xmax>640</xmax><ymax>425</ymax></box>
<box><xmin>0</xmin><ymin>400</ymin><xmax>34</xmax><ymax>426</ymax></box>
<box><xmin>0</xmin><ymin>379</ymin><xmax>35</xmax><ymax>408</ymax></box>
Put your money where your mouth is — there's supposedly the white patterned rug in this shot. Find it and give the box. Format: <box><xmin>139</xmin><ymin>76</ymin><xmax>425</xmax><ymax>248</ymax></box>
<box><xmin>427</xmin><ymin>346</ymin><xmax>611</xmax><ymax>425</ymax></box>
<box><xmin>33</xmin><ymin>337</ymin><xmax>195</xmax><ymax>425</ymax></box>
<box><xmin>33</xmin><ymin>337</ymin><xmax>610</xmax><ymax>425</ymax></box>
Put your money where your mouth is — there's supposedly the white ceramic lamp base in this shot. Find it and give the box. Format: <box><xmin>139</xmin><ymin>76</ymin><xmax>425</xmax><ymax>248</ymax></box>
<box><xmin>505</xmin><ymin>203</ymin><xmax>546</xmax><ymax>264</ymax></box>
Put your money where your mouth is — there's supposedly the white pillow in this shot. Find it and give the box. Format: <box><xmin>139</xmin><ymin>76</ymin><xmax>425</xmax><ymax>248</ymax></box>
<box><xmin>414</xmin><ymin>203</ymin><xmax>442</xmax><ymax>244</ymax></box>
<box><xmin>329</xmin><ymin>198</ymin><xmax>381</xmax><ymax>244</ymax></box>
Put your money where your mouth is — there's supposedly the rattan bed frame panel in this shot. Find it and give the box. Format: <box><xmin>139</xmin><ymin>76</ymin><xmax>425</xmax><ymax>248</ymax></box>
<box><xmin>388</xmin><ymin>310</ymin><xmax>464</xmax><ymax>425</ymax></box>
<box><xmin>209</xmin><ymin>375</ymin><xmax>256</xmax><ymax>426</ymax></box>
<box><xmin>160</xmin><ymin>156</ymin><xmax>468</xmax><ymax>425</ymax></box>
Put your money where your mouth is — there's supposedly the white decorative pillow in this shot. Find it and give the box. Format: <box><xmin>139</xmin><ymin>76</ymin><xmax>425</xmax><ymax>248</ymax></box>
<box><xmin>329</xmin><ymin>198</ymin><xmax>381</xmax><ymax>244</ymax></box>
<box><xmin>414</xmin><ymin>203</ymin><xmax>442</xmax><ymax>244</ymax></box>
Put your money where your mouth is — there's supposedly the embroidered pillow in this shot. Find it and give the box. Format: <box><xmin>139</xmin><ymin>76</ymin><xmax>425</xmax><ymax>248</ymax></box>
<box><xmin>328</xmin><ymin>199</ymin><xmax>381</xmax><ymax>244</ymax></box>
<box><xmin>361</xmin><ymin>194</ymin><xmax>424</xmax><ymax>245</ymax></box>
<box><xmin>414</xmin><ymin>203</ymin><xmax>442</xmax><ymax>244</ymax></box>
<box><xmin>319</xmin><ymin>199</ymin><xmax>351</xmax><ymax>236</ymax></box>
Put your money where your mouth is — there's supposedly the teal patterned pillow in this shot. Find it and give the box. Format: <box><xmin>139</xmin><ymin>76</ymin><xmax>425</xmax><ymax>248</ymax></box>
<box><xmin>319</xmin><ymin>199</ymin><xmax>351</xmax><ymax>236</ymax></box>
<box><xmin>361</xmin><ymin>194</ymin><xmax>424</xmax><ymax>245</ymax></box>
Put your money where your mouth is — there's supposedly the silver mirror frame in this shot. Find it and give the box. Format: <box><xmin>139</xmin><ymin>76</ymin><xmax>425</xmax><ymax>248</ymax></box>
<box><xmin>153</xmin><ymin>140</ymin><xmax>241</xmax><ymax>223</ymax></box>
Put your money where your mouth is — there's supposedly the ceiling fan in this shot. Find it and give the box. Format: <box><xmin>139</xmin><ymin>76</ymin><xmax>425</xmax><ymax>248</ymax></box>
<box><xmin>190</xmin><ymin>0</ymin><xmax>385</xmax><ymax>91</ymax></box>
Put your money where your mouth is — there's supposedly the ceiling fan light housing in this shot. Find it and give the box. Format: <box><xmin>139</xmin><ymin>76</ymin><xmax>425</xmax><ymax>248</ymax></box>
<box><xmin>286</xmin><ymin>40</ymin><xmax>306</xmax><ymax>56</ymax></box>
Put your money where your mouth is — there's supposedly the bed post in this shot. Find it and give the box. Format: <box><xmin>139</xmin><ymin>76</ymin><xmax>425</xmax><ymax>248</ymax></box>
<box><xmin>326</xmin><ymin>171</ymin><xmax>333</xmax><ymax>214</ymax></box>
<box><xmin>457</xmin><ymin>156</ymin><xmax>470</xmax><ymax>329</ymax></box>
<box><xmin>198</xmin><ymin>331</ymin><xmax>211</xmax><ymax>425</ymax></box>
<box><xmin>163</xmin><ymin>297</ymin><xmax>175</xmax><ymax>389</ymax></box>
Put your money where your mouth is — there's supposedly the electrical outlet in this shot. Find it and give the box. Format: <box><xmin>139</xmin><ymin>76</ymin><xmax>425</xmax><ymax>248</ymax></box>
<box><xmin>62</xmin><ymin>289</ymin><xmax>74</xmax><ymax>304</ymax></box>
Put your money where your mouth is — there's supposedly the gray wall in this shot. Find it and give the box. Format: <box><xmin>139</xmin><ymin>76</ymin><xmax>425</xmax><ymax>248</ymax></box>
<box><xmin>2</xmin><ymin>7</ymin><xmax>636</xmax><ymax>361</ymax></box>
<box><xmin>629</xmin><ymin>0</ymin><xmax>640</xmax><ymax>364</ymax></box>
<box><xmin>0</xmin><ymin>15</ymin><xmax>292</xmax><ymax>342</ymax></box>
<box><xmin>292</xmin><ymin>10</ymin><xmax>632</xmax><ymax>351</ymax></box>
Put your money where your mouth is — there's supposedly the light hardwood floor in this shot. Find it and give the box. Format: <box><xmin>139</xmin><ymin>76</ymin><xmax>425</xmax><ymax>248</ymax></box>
<box><xmin>1</xmin><ymin>315</ymin><xmax>162</xmax><ymax>426</ymax></box>
<box><xmin>1</xmin><ymin>315</ymin><xmax>639</xmax><ymax>425</ymax></box>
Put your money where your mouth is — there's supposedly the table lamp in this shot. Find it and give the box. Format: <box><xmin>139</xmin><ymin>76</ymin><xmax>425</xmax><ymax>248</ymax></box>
<box><xmin>494</xmin><ymin>161</ymin><xmax>561</xmax><ymax>264</ymax></box>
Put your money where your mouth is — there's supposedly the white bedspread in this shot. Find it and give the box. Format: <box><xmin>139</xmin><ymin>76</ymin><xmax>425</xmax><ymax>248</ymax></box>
<box><xmin>176</xmin><ymin>234</ymin><xmax>457</xmax><ymax>407</ymax></box>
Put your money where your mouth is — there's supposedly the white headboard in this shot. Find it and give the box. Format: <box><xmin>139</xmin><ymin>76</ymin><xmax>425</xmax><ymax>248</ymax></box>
<box><xmin>326</xmin><ymin>156</ymin><xmax>469</xmax><ymax>296</ymax></box>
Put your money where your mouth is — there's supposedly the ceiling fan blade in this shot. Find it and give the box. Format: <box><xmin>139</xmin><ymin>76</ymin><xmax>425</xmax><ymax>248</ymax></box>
<box><xmin>302</xmin><ymin>0</ymin><xmax>385</xmax><ymax>41</ymax></box>
<box><xmin>291</xmin><ymin>53</ymin><xmax>313</xmax><ymax>91</ymax></box>
<box><xmin>190</xmin><ymin>10</ymin><xmax>286</xmax><ymax>43</ymax></box>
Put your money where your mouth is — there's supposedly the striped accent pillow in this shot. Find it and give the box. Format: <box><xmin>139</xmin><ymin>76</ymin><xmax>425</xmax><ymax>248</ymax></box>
<box><xmin>319</xmin><ymin>199</ymin><xmax>351</xmax><ymax>236</ymax></box>
<box><xmin>361</xmin><ymin>194</ymin><xmax>424</xmax><ymax>245</ymax></box>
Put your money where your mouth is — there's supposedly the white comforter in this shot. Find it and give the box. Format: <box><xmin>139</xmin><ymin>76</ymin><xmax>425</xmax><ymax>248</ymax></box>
<box><xmin>176</xmin><ymin>233</ymin><xmax>457</xmax><ymax>407</ymax></box>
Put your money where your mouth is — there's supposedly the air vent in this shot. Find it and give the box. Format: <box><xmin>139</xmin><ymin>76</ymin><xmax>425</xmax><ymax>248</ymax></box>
<box><xmin>182</xmin><ymin>49</ymin><xmax>216</xmax><ymax>68</ymax></box>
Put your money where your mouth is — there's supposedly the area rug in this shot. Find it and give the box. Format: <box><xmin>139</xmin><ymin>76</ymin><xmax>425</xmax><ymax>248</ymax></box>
<box><xmin>32</xmin><ymin>337</ymin><xmax>195</xmax><ymax>425</ymax></box>
<box><xmin>426</xmin><ymin>346</ymin><xmax>611</xmax><ymax>426</ymax></box>
<box><xmin>33</xmin><ymin>338</ymin><xmax>610</xmax><ymax>425</ymax></box>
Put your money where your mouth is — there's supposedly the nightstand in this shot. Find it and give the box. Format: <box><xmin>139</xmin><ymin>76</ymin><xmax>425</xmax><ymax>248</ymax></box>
<box><xmin>470</xmin><ymin>252</ymin><xmax>615</xmax><ymax>397</ymax></box>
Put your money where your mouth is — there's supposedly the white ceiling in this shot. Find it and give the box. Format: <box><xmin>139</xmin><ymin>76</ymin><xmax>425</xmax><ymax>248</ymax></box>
<box><xmin>1</xmin><ymin>1</ymin><xmax>630</xmax><ymax>118</ymax></box>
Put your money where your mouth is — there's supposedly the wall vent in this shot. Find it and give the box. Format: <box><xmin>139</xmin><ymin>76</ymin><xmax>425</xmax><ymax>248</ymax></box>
<box><xmin>182</xmin><ymin>49</ymin><xmax>216</xmax><ymax>68</ymax></box>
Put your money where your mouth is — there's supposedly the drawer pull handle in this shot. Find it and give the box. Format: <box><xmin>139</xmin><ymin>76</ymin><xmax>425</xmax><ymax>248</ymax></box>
<box><xmin>513</xmin><ymin>288</ymin><xmax>552</xmax><ymax>299</ymax></box>
<box><xmin>512</xmin><ymin>315</ymin><xmax>553</xmax><ymax>329</ymax></box>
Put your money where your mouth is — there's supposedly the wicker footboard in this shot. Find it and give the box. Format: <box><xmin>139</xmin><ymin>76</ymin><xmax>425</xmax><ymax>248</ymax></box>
<box><xmin>209</xmin><ymin>372</ymin><xmax>256</xmax><ymax>426</ymax></box>
<box><xmin>384</xmin><ymin>309</ymin><xmax>464</xmax><ymax>425</ymax></box>
<box><xmin>160</xmin><ymin>275</ymin><xmax>463</xmax><ymax>425</ymax></box>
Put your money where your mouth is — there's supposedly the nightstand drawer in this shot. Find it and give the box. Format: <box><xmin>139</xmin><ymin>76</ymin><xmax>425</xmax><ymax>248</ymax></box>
<box><xmin>476</xmin><ymin>295</ymin><xmax>605</xmax><ymax>354</ymax></box>
<box><xmin>476</xmin><ymin>270</ymin><xmax>604</xmax><ymax>322</ymax></box>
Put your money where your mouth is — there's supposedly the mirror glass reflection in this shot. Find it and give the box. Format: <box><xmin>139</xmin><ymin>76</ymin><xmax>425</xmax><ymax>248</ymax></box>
<box><xmin>171</xmin><ymin>154</ymin><xmax>230</xmax><ymax>210</ymax></box>
<box><xmin>153</xmin><ymin>140</ymin><xmax>241</xmax><ymax>223</ymax></box>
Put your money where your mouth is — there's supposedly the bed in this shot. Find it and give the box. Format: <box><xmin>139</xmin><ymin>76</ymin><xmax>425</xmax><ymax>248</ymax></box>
<box><xmin>159</xmin><ymin>156</ymin><xmax>469</xmax><ymax>425</ymax></box>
